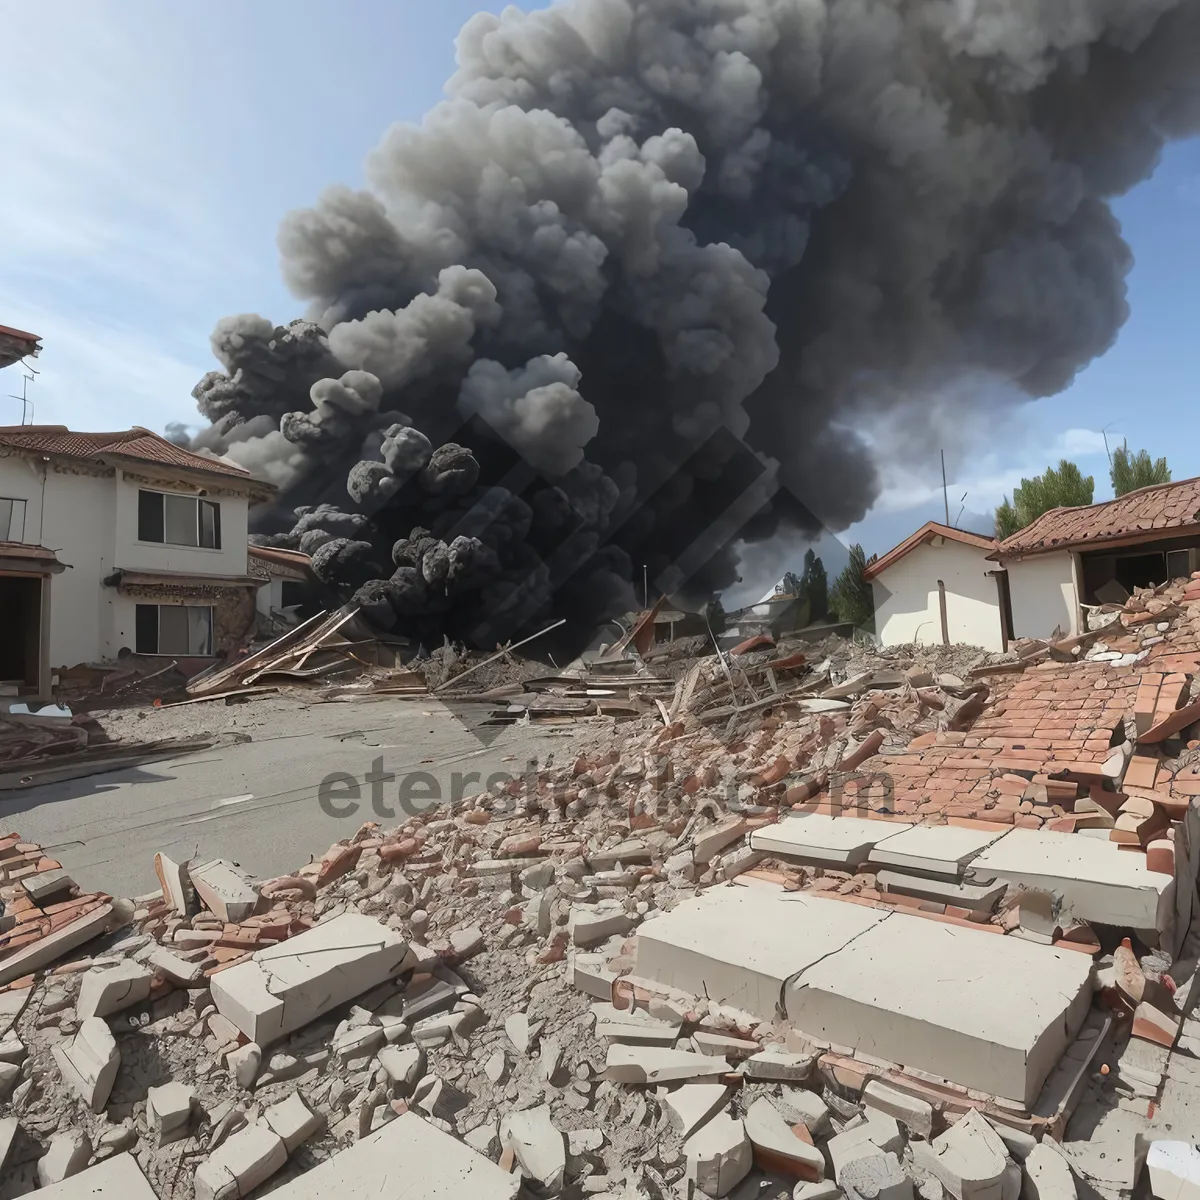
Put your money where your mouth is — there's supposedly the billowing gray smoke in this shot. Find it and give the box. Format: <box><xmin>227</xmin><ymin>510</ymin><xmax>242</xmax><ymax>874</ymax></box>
<box><xmin>185</xmin><ymin>0</ymin><xmax>1200</xmax><ymax>649</ymax></box>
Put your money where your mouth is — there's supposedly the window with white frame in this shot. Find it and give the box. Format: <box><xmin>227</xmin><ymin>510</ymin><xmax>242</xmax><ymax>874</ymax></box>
<box><xmin>135</xmin><ymin>604</ymin><xmax>214</xmax><ymax>655</ymax></box>
<box><xmin>137</xmin><ymin>490</ymin><xmax>221</xmax><ymax>549</ymax></box>
<box><xmin>0</xmin><ymin>497</ymin><xmax>27</xmax><ymax>542</ymax></box>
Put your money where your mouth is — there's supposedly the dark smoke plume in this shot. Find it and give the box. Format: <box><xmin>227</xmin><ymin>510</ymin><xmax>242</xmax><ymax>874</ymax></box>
<box><xmin>187</xmin><ymin>0</ymin><xmax>1200</xmax><ymax>648</ymax></box>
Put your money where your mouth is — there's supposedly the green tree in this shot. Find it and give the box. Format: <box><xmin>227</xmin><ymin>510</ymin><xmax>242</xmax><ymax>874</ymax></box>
<box><xmin>830</xmin><ymin>543</ymin><xmax>875</xmax><ymax>631</ymax></box>
<box><xmin>1110</xmin><ymin>441</ymin><xmax>1170</xmax><ymax>497</ymax></box>
<box><xmin>799</xmin><ymin>549</ymin><xmax>829</xmax><ymax>621</ymax></box>
<box><xmin>995</xmin><ymin>459</ymin><xmax>1094</xmax><ymax>539</ymax></box>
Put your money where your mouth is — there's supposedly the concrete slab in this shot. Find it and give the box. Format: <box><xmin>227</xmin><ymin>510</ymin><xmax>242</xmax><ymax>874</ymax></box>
<box><xmin>211</xmin><ymin>913</ymin><xmax>411</xmax><ymax>1046</ymax></box>
<box><xmin>263</xmin><ymin>1111</ymin><xmax>520</xmax><ymax>1200</ymax></box>
<box><xmin>32</xmin><ymin>1154</ymin><xmax>158</xmax><ymax>1200</ymax></box>
<box><xmin>870</xmin><ymin>825</ymin><xmax>1006</xmax><ymax>880</ymax></box>
<box><xmin>876</xmin><ymin>871</ymin><xmax>1007</xmax><ymax>912</ymax></box>
<box><xmin>969</xmin><ymin>829</ymin><xmax>1173</xmax><ymax>929</ymax></box>
<box><xmin>785</xmin><ymin>912</ymin><xmax>1094</xmax><ymax>1106</ymax></box>
<box><xmin>635</xmin><ymin>886</ymin><xmax>889</xmax><ymax>1020</ymax></box>
<box><xmin>751</xmin><ymin>815</ymin><xmax>913</xmax><ymax>868</ymax></box>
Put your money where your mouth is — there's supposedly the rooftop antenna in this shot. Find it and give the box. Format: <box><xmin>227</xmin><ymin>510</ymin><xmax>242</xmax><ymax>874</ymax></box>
<box><xmin>1100</xmin><ymin>423</ymin><xmax>1117</xmax><ymax>467</ymax></box>
<box><xmin>940</xmin><ymin>449</ymin><xmax>950</xmax><ymax>525</ymax></box>
<box><xmin>8</xmin><ymin>368</ymin><xmax>35</xmax><ymax>425</ymax></box>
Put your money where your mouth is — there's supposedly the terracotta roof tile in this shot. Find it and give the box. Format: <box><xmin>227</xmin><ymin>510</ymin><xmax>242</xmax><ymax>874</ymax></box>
<box><xmin>0</xmin><ymin>425</ymin><xmax>254</xmax><ymax>482</ymax></box>
<box><xmin>863</xmin><ymin>522</ymin><xmax>997</xmax><ymax>581</ymax></box>
<box><xmin>996</xmin><ymin>476</ymin><xmax>1200</xmax><ymax>557</ymax></box>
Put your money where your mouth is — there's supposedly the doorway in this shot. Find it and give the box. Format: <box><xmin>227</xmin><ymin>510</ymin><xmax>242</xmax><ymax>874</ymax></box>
<box><xmin>0</xmin><ymin>575</ymin><xmax>43</xmax><ymax>693</ymax></box>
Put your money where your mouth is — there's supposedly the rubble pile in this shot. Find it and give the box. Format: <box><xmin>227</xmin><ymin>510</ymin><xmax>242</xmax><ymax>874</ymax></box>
<box><xmin>6</xmin><ymin>581</ymin><xmax>1200</xmax><ymax>1197</ymax></box>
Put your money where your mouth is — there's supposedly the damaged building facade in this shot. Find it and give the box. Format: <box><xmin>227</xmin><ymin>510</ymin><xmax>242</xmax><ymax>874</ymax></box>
<box><xmin>0</xmin><ymin>425</ymin><xmax>275</xmax><ymax>677</ymax></box>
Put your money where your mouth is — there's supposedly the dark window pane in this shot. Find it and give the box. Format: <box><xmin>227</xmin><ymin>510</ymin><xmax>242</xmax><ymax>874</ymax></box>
<box><xmin>158</xmin><ymin>606</ymin><xmax>190</xmax><ymax>654</ymax></box>
<box><xmin>138</xmin><ymin>491</ymin><xmax>164</xmax><ymax>542</ymax></box>
<box><xmin>135</xmin><ymin>605</ymin><xmax>159</xmax><ymax>654</ymax></box>
<box><xmin>199</xmin><ymin>500</ymin><xmax>221</xmax><ymax>549</ymax></box>
<box><xmin>280</xmin><ymin>581</ymin><xmax>305</xmax><ymax>608</ymax></box>
<box><xmin>164</xmin><ymin>495</ymin><xmax>198</xmax><ymax>546</ymax></box>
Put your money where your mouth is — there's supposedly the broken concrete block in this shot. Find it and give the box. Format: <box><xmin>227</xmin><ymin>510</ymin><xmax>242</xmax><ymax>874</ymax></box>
<box><xmin>22</xmin><ymin>867</ymin><xmax>75</xmax><ymax>905</ymax></box>
<box><xmin>147</xmin><ymin>1082</ymin><xmax>195</xmax><ymax>1145</ymax></box>
<box><xmin>1022</xmin><ymin>1143</ymin><xmax>1076</xmax><ymax>1200</ymax></box>
<box><xmin>191</xmin><ymin>859</ymin><xmax>259</xmax><ymax>923</ymax></box>
<box><xmin>500</xmin><ymin>1104</ymin><xmax>566</xmax><ymax>1194</ymax></box>
<box><xmin>264</xmin><ymin>1092</ymin><xmax>324</xmax><ymax>1154</ymax></box>
<box><xmin>786</xmin><ymin>912</ymin><xmax>1093</xmax><ymax>1106</ymax></box>
<box><xmin>864</xmin><ymin>1080</ymin><xmax>934</xmax><ymax>1139</ymax></box>
<box><xmin>572</xmin><ymin>953</ymin><xmax>617</xmax><ymax>1000</ymax></box>
<box><xmin>969</xmin><ymin>829</ymin><xmax>1171</xmax><ymax>931</ymax></box>
<box><xmin>744</xmin><ymin>1097</ymin><xmax>825</xmax><ymax>1180</ymax></box>
<box><xmin>193</xmin><ymin>1121</ymin><xmax>288</xmax><ymax>1200</ymax></box>
<box><xmin>636</xmin><ymin>886</ymin><xmax>888</xmax><ymax>1022</ymax></box>
<box><xmin>149</xmin><ymin>945</ymin><xmax>204</xmax><ymax>986</ymax></box>
<box><xmin>685</xmin><ymin>1111</ymin><xmax>753</xmax><ymax>1198</ymax></box>
<box><xmin>211</xmin><ymin>913</ymin><xmax>410</xmax><ymax>1046</ymax></box>
<box><xmin>870</xmin><ymin>825</ymin><xmax>1004</xmax><ymax>880</ymax></box>
<box><xmin>829</xmin><ymin>1113</ymin><xmax>905</xmax><ymax>1177</ymax></box>
<box><xmin>745</xmin><ymin>1048</ymin><xmax>814</xmax><ymax>1083</ymax></box>
<box><xmin>603</xmin><ymin>1044</ymin><xmax>730</xmax><ymax>1084</ymax></box>
<box><xmin>333</xmin><ymin>1023</ymin><xmax>385</xmax><ymax>1063</ymax></box>
<box><xmin>0</xmin><ymin>1060</ymin><xmax>18</xmax><ymax>1101</ymax></box>
<box><xmin>913</xmin><ymin>1110</ymin><xmax>1010</xmax><ymax>1200</ymax></box>
<box><xmin>258</xmin><ymin>1112</ymin><xmax>519</xmax><ymax>1200</ymax></box>
<box><xmin>228</xmin><ymin>1042</ymin><xmax>263</xmax><ymax>1089</ymax></box>
<box><xmin>694</xmin><ymin>817</ymin><xmax>748</xmax><ymax>864</ymax></box>
<box><xmin>1147</xmin><ymin>1141</ymin><xmax>1200</xmax><ymax>1200</ymax></box>
<box><xmin>840</xmin><ymin>1154</ymin><xmax>913</xmax><ymax>1200</ymax></box>
<box><xmin>53</xmin><ymin>1017</ymin><xmax>120</xmax><ymax>1112</ymax></box>
<box><xmin>38</xmin><ymin>1129</ymin><xmax>92</xmax><ymax>1187</ymax></box>
<box><xmin>33</xmin><ymin>1153</ymin><xmax>158</xmax><ymax>1200</ymax></box>
<box><xmin>77</xmin><ymin>960</ymin><xmax>154</xmax><ymax>1020</ymax></box>
<box><xmin>777</xmin><ymin>1087</ymin><xmax>831</xmax><ymax>1137</ymax></box>
<box><xmin>752</xmin><ymin>814</ymin><xmax>914</xmax><ymax>869</ymax></box>
<box><xmin>155</xmin><ymin>851</ymin><xmax>192</xmax><ymax>914</ymax></box>
<box><xmin>659</xmin><ymin>1082</ymin><xmax>731</xmax><ymax>1140</ymax></box>
<box><xmin>377</xmin><ymin>1043</ymin><xmax>425</xmax><ymax>1095</ymax></box>
<box><xmin>570</xmin><ymin>901</ymin><xmax>635</xmax><ymax>947</ymax></box>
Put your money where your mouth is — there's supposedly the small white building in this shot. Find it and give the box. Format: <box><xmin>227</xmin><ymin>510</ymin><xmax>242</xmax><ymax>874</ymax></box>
<box><xmin>865</xmin><ymin>522</ymin><xmax>1007</xmax><ymax>652</ymax></box>
<box><xmin>0</xmin><ymin>424</ymin><xmax>275</xmax><ymax>687</ymax></box>
<box><xmin>868</xmin><ymin>480</ymin><xmax>1200</xmax><ymax>651</ymax></box>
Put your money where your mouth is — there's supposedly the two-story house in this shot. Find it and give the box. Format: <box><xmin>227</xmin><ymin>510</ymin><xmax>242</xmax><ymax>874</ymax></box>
<box><xmin>0</xmin><ymin>424</ymin><xmax>275</xmax><ymax>699</ymax></box>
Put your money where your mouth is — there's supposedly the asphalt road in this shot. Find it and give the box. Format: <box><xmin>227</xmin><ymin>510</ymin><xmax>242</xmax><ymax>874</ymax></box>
<box><xmin>0</xmin><ymin>697</ymin><xmax>580</xmax><ymax>898</ymax></box>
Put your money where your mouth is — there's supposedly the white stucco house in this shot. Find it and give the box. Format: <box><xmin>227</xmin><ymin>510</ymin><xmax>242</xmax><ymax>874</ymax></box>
<box><xmin>0</xmin><ymin>424</ymin><xmax>275</xmax><ymax>698</ymax></box>
<box><xmin>865</xmin><ymin>522</ymin><xmax>1007</xmax><ymax>652</ymax></box>
<box><xmin>991</xmin><ymin>475</ymin><xmax>1200</xmax><ymax>639</ymax></box>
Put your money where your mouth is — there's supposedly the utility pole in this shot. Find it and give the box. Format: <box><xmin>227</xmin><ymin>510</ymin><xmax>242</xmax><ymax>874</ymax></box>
<box><xmin>940</xmin><ymin>450</ymin><xmax>950</xmax><ymax>525</ymax></box>
<box><xmin>643</xmin><ymin>564</ymin><xmax>649</xmax><ymax>610</ymax></box>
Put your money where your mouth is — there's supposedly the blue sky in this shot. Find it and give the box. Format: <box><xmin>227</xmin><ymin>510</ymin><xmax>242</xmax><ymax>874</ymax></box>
<box><xmin>1</xmin><ymin>0</ymin><xmax>1197</xmax><ymax>598</ymax></box>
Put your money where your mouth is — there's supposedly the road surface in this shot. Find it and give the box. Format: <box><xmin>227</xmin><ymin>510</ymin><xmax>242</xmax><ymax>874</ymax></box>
<box><xmin>0</xmin><ymin>696</ymin><xmax>582</xmax><ymax>897</ymax></box>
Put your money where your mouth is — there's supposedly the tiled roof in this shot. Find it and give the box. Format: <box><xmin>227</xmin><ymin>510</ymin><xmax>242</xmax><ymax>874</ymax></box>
<box><xmin>0</xmin><ymin>425</ymin><xmax>254</xmax><ymax>482</ymax></box>
<box><xmin>995</xmin><ymin>476</ymin><xmax>1200</xmax><ymax>558</ymax></box>
<box><xmin>0</xmin><ymin>323</ymin><xmax>40</xmax><ymax>370</ymax></box>
<box><xmin>863</xmin><ymin>522</ymin><xmax>997</xmax><ymax>581</ymax></box>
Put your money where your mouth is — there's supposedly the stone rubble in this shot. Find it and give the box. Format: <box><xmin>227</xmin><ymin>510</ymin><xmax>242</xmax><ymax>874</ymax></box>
<box><xmin>6</xmin><ymin>577</ymin><xmax>1200</xmax><ymax>1195</ymax></box>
